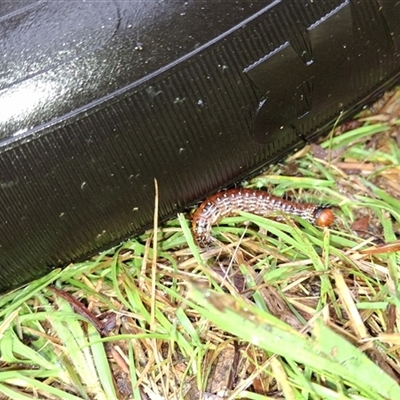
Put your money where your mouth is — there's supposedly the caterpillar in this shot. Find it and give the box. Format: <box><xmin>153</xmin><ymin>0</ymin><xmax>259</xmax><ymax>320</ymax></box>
<box><xmin>192</xmin><ymin>188</ymin><xmax>334</xmax><ymax>246</ymax></box>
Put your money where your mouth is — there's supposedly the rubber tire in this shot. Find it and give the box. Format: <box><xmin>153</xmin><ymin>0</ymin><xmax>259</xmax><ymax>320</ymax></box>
<box><xmin>1</xmin><ymin>0</ymin><xmax>400</xmax><ymax>292</ymax></box>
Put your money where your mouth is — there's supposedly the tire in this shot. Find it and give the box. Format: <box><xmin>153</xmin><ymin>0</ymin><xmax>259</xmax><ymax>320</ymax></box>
<box><xmin>1</xmin><ymin>0</ymin><xmax>399</xmax><ymax>292</ymax></box>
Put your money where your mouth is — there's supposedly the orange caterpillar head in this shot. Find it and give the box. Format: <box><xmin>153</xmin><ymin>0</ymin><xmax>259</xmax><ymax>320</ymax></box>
<box><xmin>314</xmin><ymin>208</ymin><xmax>335</xmax><ymax>227</ymax></box>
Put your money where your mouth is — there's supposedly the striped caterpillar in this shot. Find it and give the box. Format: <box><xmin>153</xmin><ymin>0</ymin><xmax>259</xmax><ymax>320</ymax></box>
<box><xmin>192</xmin><ymin>188</ymin><xmax>334</xmax><ymax>246</ymax></box>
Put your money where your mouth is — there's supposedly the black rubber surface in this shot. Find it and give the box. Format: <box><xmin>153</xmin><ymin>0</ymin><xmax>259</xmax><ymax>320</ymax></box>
<box><xmin>1</xmin><ymin>1</ymin><xmax>400</xmax><ymax>293</ymax></box>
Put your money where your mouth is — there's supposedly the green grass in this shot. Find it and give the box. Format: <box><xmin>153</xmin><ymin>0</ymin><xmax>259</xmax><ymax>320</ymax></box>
<box><xmin>1</xmin><ymin>90</ymin><xmax>400</xmax><ymax>399</ymax></box>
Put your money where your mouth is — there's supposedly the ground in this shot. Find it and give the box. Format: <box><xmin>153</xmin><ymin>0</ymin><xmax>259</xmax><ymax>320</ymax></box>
<box><xmin>0</xmin><ymin>89</ymin><xmax>400</xmax><ymax>399</ymax></box>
